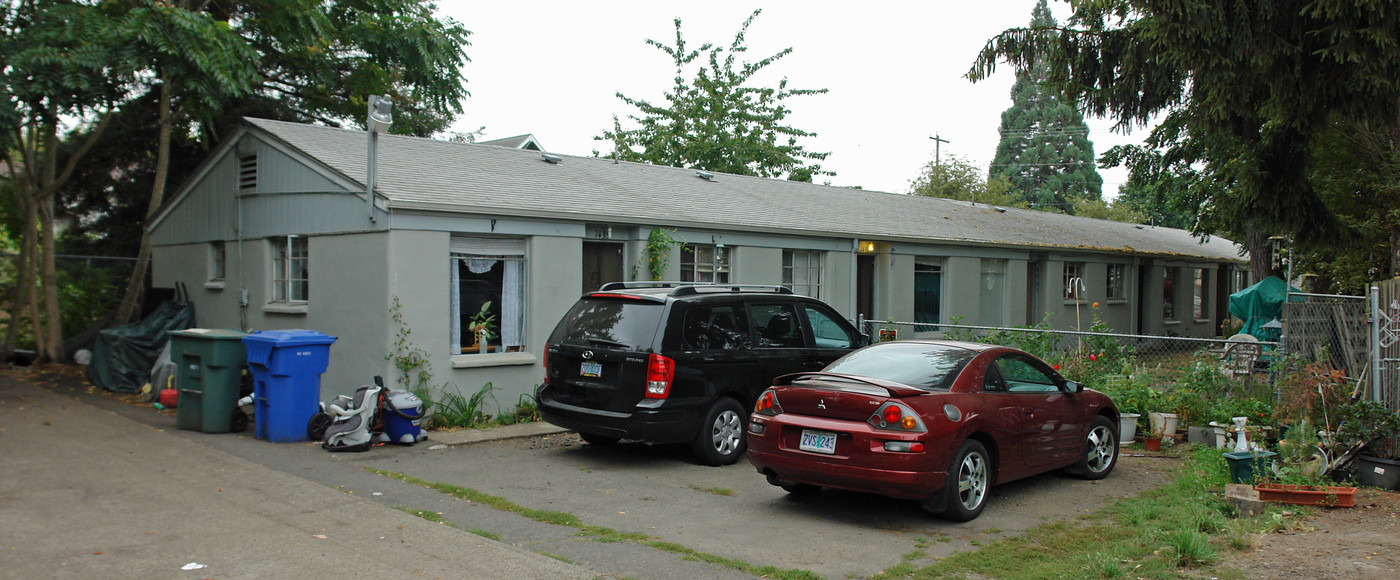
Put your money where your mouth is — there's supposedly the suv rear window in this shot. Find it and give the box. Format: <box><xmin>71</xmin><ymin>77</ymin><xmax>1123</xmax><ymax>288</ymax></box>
<box><xmin>557</xmin><ymin>297</ymin><xmax>665</xmax><ymax>350</ymax></box>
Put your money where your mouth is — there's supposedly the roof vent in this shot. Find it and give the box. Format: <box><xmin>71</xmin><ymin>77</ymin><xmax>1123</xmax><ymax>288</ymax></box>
<box><xmin>696</xmin><ymin>170</ymin><xmax>715</xmax><ymax>181</ymax></box>
<box><xmin>993</xmin><ymin>206</ymin><xmax>1007</xmax><ymax>213</ymax></box>
<box><xmin>541</xmin><ymin>153</ymin><xmax>562</xmax><ymax>164</ymax></box>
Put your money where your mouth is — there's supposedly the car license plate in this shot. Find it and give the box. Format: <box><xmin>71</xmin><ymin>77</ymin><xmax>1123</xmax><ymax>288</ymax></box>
<box><xmin>799</xmin><ymin>429</ymin><xmax>837</xmax><ymax>454</ymax></box>
<box><xmin>580</xmin><ymin>362</ymin><xmax>602</xmax><ymax>377</ymax></box>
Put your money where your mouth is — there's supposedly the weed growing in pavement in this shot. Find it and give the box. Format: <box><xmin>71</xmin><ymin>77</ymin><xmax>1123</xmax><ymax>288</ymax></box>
<box><xmin>368</xmin><ymin>468</ymin><xmax>821</xmax><ymax>580</ymax></box>
<box><xmin>688</xmin><ymin>485</ymin><xmax>735</xmax><ymax>496</ymax></box>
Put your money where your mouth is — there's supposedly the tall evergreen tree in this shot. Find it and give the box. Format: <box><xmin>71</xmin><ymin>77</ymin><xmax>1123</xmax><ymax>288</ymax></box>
<box><xmin>988</xmin><ymin>0</ymin><xmax>1102</xmax><ymax>213</ymax></box>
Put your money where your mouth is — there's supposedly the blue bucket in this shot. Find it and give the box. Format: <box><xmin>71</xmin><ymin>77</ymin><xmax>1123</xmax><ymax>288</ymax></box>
<box><xmin>382</xmin><ymin>390</ymin><xmax>424</xmax><ymax>445</ymax></box>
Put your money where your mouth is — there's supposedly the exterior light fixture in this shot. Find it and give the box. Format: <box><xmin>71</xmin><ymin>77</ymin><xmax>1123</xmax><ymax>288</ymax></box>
<box><xmin>366</xmin><ymin>95</ymin><xmax>393</xmax><ymax>223</ymax></box>
<box><xmin>858</xmin><ymin>241</ymin><xmax>877</xmax><ymax>254</ymax></box>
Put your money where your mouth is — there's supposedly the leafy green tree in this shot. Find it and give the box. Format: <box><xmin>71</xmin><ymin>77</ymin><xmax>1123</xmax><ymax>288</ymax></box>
<box><xmin>909</xmin><ymin>154</ymin><xmax>1024</xmax><ymax>208</ymax></box>
<box><xmin>1293</xmin><ymin>120</ymin><xmax>1400</xmax><ymax>293</ymax></box>
<box><xmin>596</xmin><ymin>9</ymin><xmax>831</xmax><ymax>182</ymax></box>
<box><xmin>109</xmin><ymin>0</ymin><xmax>262</xmax><ymax>327</ymax></box>
<box><xmin>989</xmin><ymin>0</ymin><xmax>1103</xmax><ymax>212</ymax></box>
<box><xmin>969</xmin><ymin>1</ymin><xmax>1400</xmax><ymax>251</ymax></box>
<box><xmin>1</xmin><ymin>0</ymin><xmax>137</xmax><ymax>360</ymax></box>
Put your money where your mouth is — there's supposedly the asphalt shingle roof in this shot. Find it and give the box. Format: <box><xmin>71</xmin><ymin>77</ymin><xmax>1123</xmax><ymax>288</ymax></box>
<box><xmin>246</xmin><ymin>117</ymin><xmax>1241</xmax><ymax>262</ymax></box>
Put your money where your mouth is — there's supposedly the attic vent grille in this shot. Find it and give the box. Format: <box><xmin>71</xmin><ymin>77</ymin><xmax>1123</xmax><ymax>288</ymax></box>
<box><xmin>238</xmin><ymin>154</ymin><xmax>257</xmax><ymax>191</ymax></box>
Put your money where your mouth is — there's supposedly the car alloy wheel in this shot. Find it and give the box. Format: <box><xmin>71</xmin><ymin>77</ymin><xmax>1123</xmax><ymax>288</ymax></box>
<box><xmin>942</xmin><ymin>439</ymin><xmax>990</xmax><ymax>521</ymax></box>
<box><xmin>692</xmin><ymin>398</ymin><xmax>747</xmax><ymax>466</ymax></box>
<box><xmin>1086</xmin><ymin>424</ymin><xmax>1115</xmax><ymax>473</ymax></box>
<box><xmin>1069</xmin><ymin>415</ymin><xmax>1119</xmax><ymax>480</ymax></box>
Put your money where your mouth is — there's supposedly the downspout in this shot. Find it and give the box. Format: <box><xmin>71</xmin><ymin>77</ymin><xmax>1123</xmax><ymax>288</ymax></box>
<box><xmin>851</xmin><ymin>238</ymin><xmax>860</xmax><ymax>333</ymax></box>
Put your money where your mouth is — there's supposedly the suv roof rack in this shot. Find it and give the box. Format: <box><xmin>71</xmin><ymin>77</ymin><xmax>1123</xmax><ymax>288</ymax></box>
<box><xmin>598</xmin><ymin>281</ymin><xmax>699</xmax><ymax>291</ymax></box>
<box><xmin>670</xmin><ymin>284</ymin><xmax>793</xmax><ymax>297</ymax></box>
<box><xmin>595</xmin><ymin>281</ymin><xmax>794</xmax><ymax>297</ymax></box>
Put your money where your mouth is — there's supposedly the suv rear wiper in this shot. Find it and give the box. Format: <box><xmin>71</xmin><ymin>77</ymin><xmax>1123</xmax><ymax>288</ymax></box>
<box><xmin>585</xmin><ymin>338</ymin><xmax>631</xmax><ymax>349</ymax></box>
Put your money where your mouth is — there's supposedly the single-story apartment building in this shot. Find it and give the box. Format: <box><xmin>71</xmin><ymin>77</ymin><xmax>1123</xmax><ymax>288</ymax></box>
<box><xmin>148</xmin><ymin>118</ymin><xmax>1246</xmax><ymax>406</ymax></box>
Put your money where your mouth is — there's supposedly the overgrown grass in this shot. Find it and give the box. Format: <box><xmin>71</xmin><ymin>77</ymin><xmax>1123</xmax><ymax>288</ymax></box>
<box><xmin>875</xmin><ymin>447</ymin><xmax>1305</xmax><ymax>579</ymax></box>
<box><xmin>368</xmin><ymin>468</ymin><xmax>820</xmax><ymax>580</ymax></box>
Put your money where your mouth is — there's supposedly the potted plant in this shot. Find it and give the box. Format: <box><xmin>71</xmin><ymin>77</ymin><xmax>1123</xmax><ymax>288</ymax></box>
<box><xmin>1337</xmin><ymin>400</ymin><xmax>1400</xmax><ymax>490</ymax></box>
<box><xmin>468</xmin><ymin>301</ymin><xmax>496</xmax><ymax>354</ymax></box>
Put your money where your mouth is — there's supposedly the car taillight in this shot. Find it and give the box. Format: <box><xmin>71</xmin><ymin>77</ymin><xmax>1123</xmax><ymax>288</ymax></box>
<box><xmin>867</xmin><ymin>402</ymin><xmax>926</xmax><ymax>432</ymax></box>
<box><xmin>542</xmin><ymin>343</ymin><xmax>550</xmax><ymax>384</ymax></box>
<box><xmin>754</xmin><ymin>389</ymin><xmax>783</xmax><ymax>416</ymax></box>
<box><xmin>644</xmin><ymin>353</ymin><xmax>674</xmax><ymax>398</ymax></box>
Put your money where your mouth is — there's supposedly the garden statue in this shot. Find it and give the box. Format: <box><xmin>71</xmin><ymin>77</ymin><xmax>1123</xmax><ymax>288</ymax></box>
<box><xmin>1232</xmin><ymin>416</ymin><xmax>1251</xmax><ymax>453</ymax></box>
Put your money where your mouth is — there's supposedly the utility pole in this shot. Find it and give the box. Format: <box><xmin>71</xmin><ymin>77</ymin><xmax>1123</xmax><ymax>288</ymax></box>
<box><xmin>929</xmin><ymin>134</ymin><xmax>949</xmax><ymax>165</ymax></box>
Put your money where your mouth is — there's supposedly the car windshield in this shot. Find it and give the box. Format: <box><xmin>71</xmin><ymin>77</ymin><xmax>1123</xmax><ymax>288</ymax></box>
<box><xmin>822</xmin><ymin>342</ymin><xmax>977</xmax><ymax>391</ymax></box>
<box><xmin>558</xmin><ymin>297</ymin><xmax>664</xmax><ymax>350</ymax></box>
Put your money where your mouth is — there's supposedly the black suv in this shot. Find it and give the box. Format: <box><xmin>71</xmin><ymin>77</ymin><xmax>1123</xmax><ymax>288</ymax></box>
<box><xmin>538</xmin><ymin>282</ymin><xmax>867</xmax><ymax>465</ymax></box>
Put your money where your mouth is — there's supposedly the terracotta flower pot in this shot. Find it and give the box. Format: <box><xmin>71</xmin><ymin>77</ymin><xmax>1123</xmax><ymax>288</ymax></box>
<box><xmin>1144</xmin><ymin>437</ymin><xmax>1162</xmax><ymax>451</ymax></box>
<box><xmin>1254</xmin><ymin>483</ymin><xmax>1357</xmax><ymax>508</ymax></box>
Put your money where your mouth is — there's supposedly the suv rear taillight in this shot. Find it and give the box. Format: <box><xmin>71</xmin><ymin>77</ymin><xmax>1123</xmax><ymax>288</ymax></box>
<box><xmin>644</xmin><ymin>353</ymin><xmax>675</xmax><ymax>398</ymax></box>
<box><xmin>542</xmin><ymin>342</ymin><xmax>550</xmax><ymax>384</ymax></box>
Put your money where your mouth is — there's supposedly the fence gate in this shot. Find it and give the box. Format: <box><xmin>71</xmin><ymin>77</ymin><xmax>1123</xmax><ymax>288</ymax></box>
<box><xmin>1282</xmin><ymin>292</ymin><xmax>1370</xmax><ymax>391</ymax></box>
<box><xmin>1377</xmin><ymin>279</ymin><xmax>1400</xmax><ymax>411</ymax></box>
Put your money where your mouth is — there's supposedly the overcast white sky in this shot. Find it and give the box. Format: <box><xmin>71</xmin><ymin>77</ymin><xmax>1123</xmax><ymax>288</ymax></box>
<box><xmin>440</xmin><ymin>1</ymin><xmax>1149</xmax><ymax>199</ymax></box>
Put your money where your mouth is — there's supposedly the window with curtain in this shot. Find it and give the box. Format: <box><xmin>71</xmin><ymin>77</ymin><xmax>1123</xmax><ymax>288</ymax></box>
<box><xmin>450</xmin><ymin>237</ymin><xmax>526</xmax><ymax>354</ymax></box>
<box><xmin>914</xmin><ymin>258</ymin><xmax>942</xmax><ymax>325</ymax></box>
<box><xmin>1193</xmin><ymin>268</ymin><xmax>1208</xmax><ymax>319</ymax></box>
<box><xmin>782</xmin><ymin>250</ymin><xmax>822</xmax><ymax>298</ymax></box>
<box><xmin>979</xmin><ymin>259</ymin><xmax>1005</xmax><ymax>327</ymax></box>
<box><xmin>271</xmin><ymin>236</ymin><xmax>307</xmax><ymax>302</ymax></box>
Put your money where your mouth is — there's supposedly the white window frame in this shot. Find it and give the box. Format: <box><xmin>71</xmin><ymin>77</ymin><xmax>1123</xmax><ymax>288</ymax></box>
<box><xmin>450</xmin><ymin>236</ymin><xmax>528</xmax><ymax>360</ymax></box>
<box><xmin>271</xmin><ymin>236</ymin><xmax>308</xmax><ymax>303</ymax></box>
<box><xmin>207</xmin><ymin>241</ymin><xmax>226</xmax><ymax>287</ymax></box>
<box><xmin>680</xmin><ymin>243</ymin><xmax>730</xmax><ymax>283</ymax></box>
<box><xmin>1063</xmin><ymin>262</ymin><xmax>1085</xmax><ymax>300</ymax></box>
<box><xmin>782</xmin><ymin>250</ymin><xmax>823</xmax><ymax>298</ymax></box>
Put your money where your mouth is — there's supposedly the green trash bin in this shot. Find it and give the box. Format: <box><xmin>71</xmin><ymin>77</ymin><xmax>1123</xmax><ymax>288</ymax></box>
<box><xmin>172</xmin><ymin>329</ymin><xmax>248</xmax><ymax>433</ymax></box>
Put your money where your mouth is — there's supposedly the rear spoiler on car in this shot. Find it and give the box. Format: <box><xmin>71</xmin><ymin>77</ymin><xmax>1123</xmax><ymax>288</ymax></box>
<box><xmin>772</xmin><ymin>372</ymin><xmax>928</xmax><ymax>398</ymax></box>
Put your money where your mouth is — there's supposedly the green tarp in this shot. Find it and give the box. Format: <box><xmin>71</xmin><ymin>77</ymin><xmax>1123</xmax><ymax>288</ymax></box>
<box><xmin>1227</xmin><ymin>276</ymin><xmax>1301</xmax><ymax>340</ymax></box>
<box><xmin>87</xmin><ymin>300</ymin><xmax>196</xmax><ymax>393</ymax></box>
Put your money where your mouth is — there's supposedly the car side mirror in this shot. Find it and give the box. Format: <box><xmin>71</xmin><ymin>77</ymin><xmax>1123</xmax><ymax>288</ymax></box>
<box><xmin>857</xmin><ymin>332</ymin><xmax>872</xmax><ymax>347</ymax></box>
<box><xmin>1062</xmin><ymin>380</ymin><xmax>1084</xmax><ymax>394</ymax></box>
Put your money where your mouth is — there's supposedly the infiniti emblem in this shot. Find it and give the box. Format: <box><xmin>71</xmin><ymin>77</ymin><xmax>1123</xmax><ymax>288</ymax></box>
<box><xmin>817</xmin><ymin>399</ymin><xmax>826</xmax><ymax>410</ymax></box>
<box><xmin>582</xmin><ymin>350</ymin><xmax>594</xmax><ymax>360</ymax></box>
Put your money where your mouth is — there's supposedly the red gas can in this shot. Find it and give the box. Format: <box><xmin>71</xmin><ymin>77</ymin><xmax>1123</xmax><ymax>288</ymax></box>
<box><xmin>159</xmin><ymin>388</ymin><xmax>178</xmax><ymax>408</ymax></box>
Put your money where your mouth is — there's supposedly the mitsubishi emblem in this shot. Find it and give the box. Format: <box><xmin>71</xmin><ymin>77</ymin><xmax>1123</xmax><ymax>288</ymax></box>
<box><xmin>582</xmin><ymin>350</ymin><xmax>594</xmax><ymax>360</ymax></box>
<box><xmin>817</xmin><ymin>399</ymin><xmax>826</xmax><ymax>410</ymax></box>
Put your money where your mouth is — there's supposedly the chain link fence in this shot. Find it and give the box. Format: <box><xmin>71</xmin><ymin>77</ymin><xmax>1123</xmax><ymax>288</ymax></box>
<box><xmin>859</xmin><ymin>318</ymin><xmax>1282</xmax><ymax>379</ymax></box>
<box><xmin>1</xmin><ymin>253</ymin><xmax>137</xmax><ymax>345</ymax></box>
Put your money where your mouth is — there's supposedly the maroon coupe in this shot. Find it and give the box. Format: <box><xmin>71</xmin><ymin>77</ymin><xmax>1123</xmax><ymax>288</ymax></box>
<box><xmin>747</xmin><ymin>340</ymin><xmax>1120</xmax><ymax>521</ymax></box>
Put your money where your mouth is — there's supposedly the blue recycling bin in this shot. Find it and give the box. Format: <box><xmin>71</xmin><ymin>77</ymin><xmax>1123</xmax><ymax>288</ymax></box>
<box><xmin>242</xmin><ymin>329</ymin><xmax>337</xmax><ymax>442</ymax></box>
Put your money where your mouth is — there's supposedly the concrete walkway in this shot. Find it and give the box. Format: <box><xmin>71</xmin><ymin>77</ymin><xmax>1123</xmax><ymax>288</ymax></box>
<box><xmin>0</xmin><ymin>370</ymin><xmax>594</xmax><ymax>579</ymax></box>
